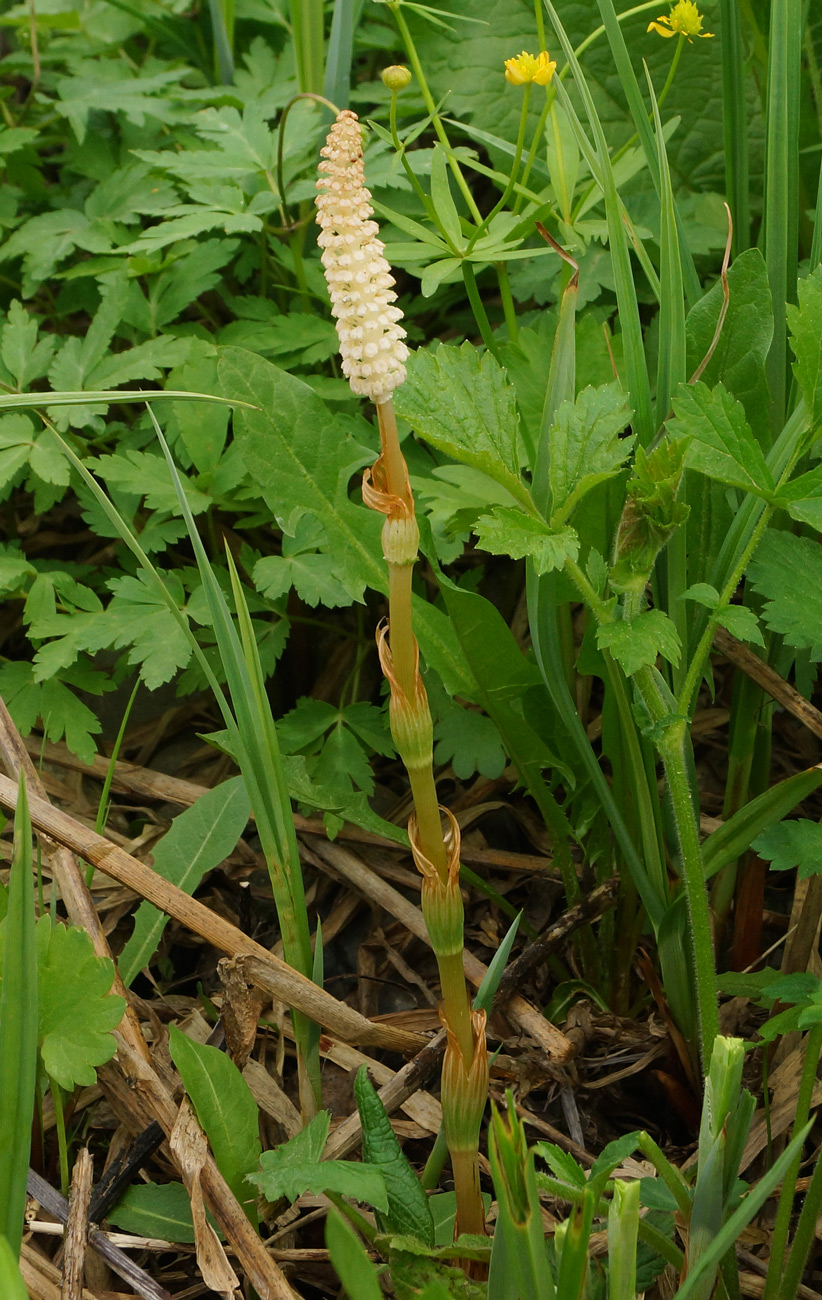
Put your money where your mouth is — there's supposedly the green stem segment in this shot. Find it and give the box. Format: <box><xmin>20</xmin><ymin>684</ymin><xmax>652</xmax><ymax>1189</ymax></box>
<box><xmin>372</xmin><ymin>399</ymin><xmax>486</xmax><ymax>1234</ymax></box>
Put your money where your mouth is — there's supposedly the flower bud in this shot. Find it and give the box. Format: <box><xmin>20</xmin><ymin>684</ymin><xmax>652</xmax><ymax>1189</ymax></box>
<box><xmin>381</xmin><ymin>64</ymin><xmax>412</xmax><ymax>92</ymax></box>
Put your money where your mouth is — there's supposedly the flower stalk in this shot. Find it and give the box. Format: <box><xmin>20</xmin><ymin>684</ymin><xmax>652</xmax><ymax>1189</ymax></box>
<box><xmin>316</xmin><ymin>109</ymin><xmax>488</xmax><ymax>1240</ymax></box>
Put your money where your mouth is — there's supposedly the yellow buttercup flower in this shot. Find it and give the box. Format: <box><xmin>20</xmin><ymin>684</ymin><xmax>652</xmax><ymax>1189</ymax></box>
<box><xmin>648</xmin><ymin>0</ymin><xmax>713</xmax><ymax>40</ymax></box>
<box><xmin>504</xmin><ymin>50</ymin><xmax>557</xmax><ymax>86</ymax></box>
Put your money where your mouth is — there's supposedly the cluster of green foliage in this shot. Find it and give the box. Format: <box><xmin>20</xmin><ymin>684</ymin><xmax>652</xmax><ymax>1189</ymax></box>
<box><xmin>2</xmin><ymin>0</ymin><xmax>822</xmax><ymax>1295</ymax></box>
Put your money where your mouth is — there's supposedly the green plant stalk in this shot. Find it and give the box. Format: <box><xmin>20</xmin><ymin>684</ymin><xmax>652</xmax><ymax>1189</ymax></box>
<box><xmin>465</xmin><ymin>85</ymin><xmax>531</xmax><ymax>255</ymax></box>
<box><xmin>0</xmin><ymin>774</ymin><xmax>37</xmax><ymax>1260</ymax></box>
<box><xmin>566</xmin><ymin>558</ymin><xmax>719</xmax><ymax>1066</ymax></box>
<box><xmin>543</xmin><ymin>1</ymin><xmax>653</xmax><ymax>441</ymax></box>
<box><xmin>50</xmin><ymin>1079</ymin><xmax>69</xmax><ymax>1198</ymax></box>
<box><xmin>762</xmin><ymin>1021</ymin><xmax>822</xmax><ymax>1300</ymax></box>
<box><xmin>678</xmin><ymin>504</ymin><xmax>775</xmax><ymax>720</ymax></box>
<box><xmin>462</xmin><ymin>262</ymin><xmax>502</xmax><ymax>358</ymax></box>
<box><xmin>776</xmin><ymin>1122</ymin><xmax>822</xmax><ymax>1300</ymax></box>
<box><xmin>763</xmin><ymin>0</ymin><xmax>802</xmax><ymax>433</ymax></box>
<box><xmin>389</xmin><ymin>3</ymin><xmax>483</xmax><ymax>225</ymax></box>
<box><xmin>85</xmin><ymin>678</ymin><xmax>140</xmax><ymax>886</ymax></box>
<box><xmin>718</xmin><ymin>0</ymin><xmax>750</xmax><ymax>253</ymax></box>
<box><xmin>373</xmin><ymin>398</ymin><xmax>484</xmax><ymax>1236</ymax></box>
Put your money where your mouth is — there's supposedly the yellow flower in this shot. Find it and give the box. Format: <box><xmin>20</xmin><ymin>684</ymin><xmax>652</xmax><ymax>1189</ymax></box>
<box><xmin>648</xmin><ymin>0</ymin><xmax>713</xmax><ymax>40</ymax></box>
<box><xmin>504</xmin><ymin>50</ymin><xmax>557</xmax><ymax>86</ymax></box>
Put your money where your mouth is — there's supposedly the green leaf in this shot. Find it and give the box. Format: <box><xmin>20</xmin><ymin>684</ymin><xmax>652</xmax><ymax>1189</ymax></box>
<box><xmin>220</xmin><ymin>348</ymin><xmax>472</xmax><ymax>697</ymax></box>
<box><xmin>108</xmin><ymin>1182</ymin><xmax>200</xmax><ymax>1244</ymax></box>
<box><xmin>433</xmin><ymin>699</ymin><xmax>506</xmax><ymax>780</ymax></box>
<box><xmin>596</xmin><ymin>610</ymin><xmax>681</xmax><ymax>676</ymax></box>
<box><xmin>548</xmin><ymin>381</ymin><xmax>634</xmax><ymax>524</ymax></box>
<box><xmin>429</xmin><ymin>146</ymin><xmax>464</xmax><ymax>250</ymax></box>
<box><xmin>326</xmin><ymin>1210</ymin><xmax>384</xmax><ymax>1300</ymax></box>
<box><xmin>685</xmin><ymin>248</ymin><xmax>773</xmax><ymax>439</ymax></box>
<box><xmin>0</xmin><ymin>1236</ymin><xmax>27</xmax><ymax>1299</ymax></box>
<box><xmin>249</xmin><ymin>1109</ymin><xmax>388</xmax><ymax>1209</ymax></box>
<box><xmin>747</xmin><ymin>531</ymin><xmax>822</xmax><ymax>659</ymax></box>
<box><xmin>119</xmin><ymin>777</ymin><xmax>251</xmax><ymax>985</ymax></box>
<box><xmin>753</xmin><ymin>820</ymin><xmax>822</xmax><ymax>880</ymax></box>
<box><xmin>394</xmin><ymin>343</ymin><xmax>529</xmax><ymax>506</ymax></box>
<box><xmin>355</xmin><ymin>1066</ymin><xmax>434</xmax><ymax>1245</ymax></box>
<box><xmin>475</xmin><ymin>507</ymin><xmax>579</xmax><ymax>575</ymax></box>
<box><xmin>30</xmin><ymin>919</ymin><xmax>124</xmax><ymax>1090</ymax></box>
<box><xmin>670</xmin><ymin>382</ymin><xmax>774</xmax><ymax>497</ymax></box>
<box><xmin>787</xmin><ymin>263</ymin><xmax>822</xmax><ymax>430</ymax></box>
<box><xmin>715</xmin><ymin>604</ymin><xmax>764</xmax><ymax>647</ymax></box>
<box><xmin>168</xmin><ymin>1025</ymin><xmax>261</xmax><ymax>1220</ymax></box>
<box><xmin>0</xmin><ymin>663</ymin><xmax>102</xmax><ymax>766</ymax></box>
<box><xmin>0</xmin><ymin>301</ymin><xmax>56</xmax><ymax>391</ymax></box>
<box><xmin>702</xmin><ymin>766</ymin><xmax>822</xmax><ymax>881</ymax></box>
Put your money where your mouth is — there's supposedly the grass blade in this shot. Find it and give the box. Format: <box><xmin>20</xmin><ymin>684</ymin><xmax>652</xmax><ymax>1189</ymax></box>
<box><xmin>763</xmin><ymin>0</ymin><xmax>802</xmax><ymax>433</ymax></box>
<box><xmin>718</xmin><ymin>0</ymin><xmax>750</xmax><ymax>253</ymax></box>
<box><xmin>0</xmin><ymin>774</ymin><xmax>37</xmax><ymax>1260</ymax></box>
<box><xmin>544</xmin><ymin>0</ymin><xmax>654</xmax><ymax>443</ymax></box>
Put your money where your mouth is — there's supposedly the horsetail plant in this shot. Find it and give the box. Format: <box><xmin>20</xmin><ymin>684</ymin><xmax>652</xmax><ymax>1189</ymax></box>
<box><xmin>316</xmin><ymin>109</ymin><xmax>489</xmax><ymax>1240</ymax></box>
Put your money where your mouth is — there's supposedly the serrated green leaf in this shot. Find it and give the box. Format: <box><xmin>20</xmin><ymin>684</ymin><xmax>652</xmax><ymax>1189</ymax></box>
<box><xmin>715</xmin><ymin>604</ymin><xmax>764</xmax><ymax>647</ymax></box>
<box><xmin>6</xmin><ymin>919</ymin><xmax>125</xmax><ymax>1091</ymax></box>
<box><xmin>753</xmin><ymin>819</ymin><xmax>822</xmax><ymax>880</ymax></box>
<box><xmin>169</xmin><ymin>1025</ymin><xmax>261</xmax><ymax>1221</ymax></box>
<box><xmin>670</xmin><ymin>382</ymin><xmax>773</xmax><ymax>496</ymax></box>
<box><xmin>773</xmin><ymin>462</ymin><xmax>822</xmax><ymax>530</ymax></box>
<box><xmin>787</xmin><ymin>264</ymin><xmax>822</xmax><ymax>430</ymax></box>
<box><xmin>747</xmin><ymin>531</ymin><xmax>822</xmax><ymax>659</ymax></box>
<box><xmin>0</xmin><ymin>301</ymin><xmax>56</xmax><ymax>391</ymax></box>
<box><xmin>548</xmin><ymin>381</ymin><xmax>634</xmax><ymax>524</ymax></box>
<box><xmin>434</xmin><ymin>700</ymin><xmax>506</xmax><ymax>780</ymax></box>
<box><xmin>119</xmin><ymin>777</ymin><xmax>251</xmax><ymax>986</ymax></box>
<box><xmin>250</xmin><ymin>1114</ymin><xmax>388</xmax><ymax>1209</ymax></box>
<box><xmin>394</xmin><ymin>343</ymin><xmax>529</xmax><ymax>506</ymax></box>
<box><xmin>475</xmin><ymin>507</ymin><xmax>578</xmax><ymax>574</ymax></box>
<box><xmin>681</xmin><ymin>583</ymin><xmax>720</xmax><ymax>609</ymax></box>
<box><xmin>597</xmin><ymin>610</ymin><xmax>681</xmax><ymax>676</ymax></box>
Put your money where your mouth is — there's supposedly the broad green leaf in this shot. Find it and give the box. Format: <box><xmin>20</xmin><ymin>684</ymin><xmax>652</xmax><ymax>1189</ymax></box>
<box><xmin>753</xmin><ymin>820</ymin><xmax>822</xmax><ymax>880</ymax></box>
<box><xmin>596</xmin><ymin>610</ymin><xmax>681</xmax><ymax>676</ymax></box>
<box><xmin>394</xmin><ymin>342</ymin><xmax>529</xmax><ymax>506</ymax></box>
<box><xmin>685</xmin><ymin>249</ymin><xmax>773</xmax><ymax>439</ymax></box>
<box><xmin>355</xmin><ymin>1066</ymin><xmax>434</xmax><ymax>1245</ymax></box>
<box><xmin>747</xmin><ymin>531</ymin><xmax>822</xmax><ymax>659</ymax></box>
<box><xmin>7</xmin><ymin>919</ymin><xmax>125</xmax><ymax>1091</ymax></box>
<box><xmin>475</xmin><ymin>507</ymin><xmax>579</xmax><ymax>574</ymax></box>
<box><xmin>548</xmin><ymin>382</ymin><xmax>634</xmax><ymax>524</ymax></box>
<box><xmin>108</xmin><ymin>1182</ymin><xmax>199</xmax><ymax>1244</ymax></box>
<box><xmin>168</xmin><ymin>1025</ymin><xmax>261</xmax><ymax>1221</ymax></box>
<box><xmin>787</xmin><ymin>263</ymin><xmax>822</xmax><ymax>430</ymax></box>
<box><xmin>670</xmin><ymin>382</ymin><xmax>774</xmax><ymax>496</ymax></box>
<box><xmin>0</xmin><ymin>777</ymin><xmax>37</xmax><ymax>1260</ymax></box>
<box><xmin>119</xmin><ymin>777</ymin><xmax>251</xmax><ymax>985</ymax></box>
<box><xmin>219</xmin><ymin>347</ymin><xmax>472</xmax><ymax>697</ymax></box>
